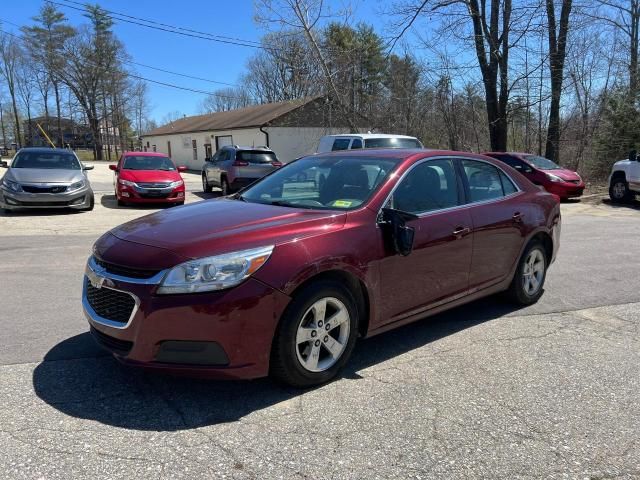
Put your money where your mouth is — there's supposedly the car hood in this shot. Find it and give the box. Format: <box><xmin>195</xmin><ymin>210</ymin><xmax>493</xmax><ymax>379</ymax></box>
<box><xmin>119</xmin><ymin>169</ymin><xmax>182</xmax><ymax>183</ymax></box>
<box><xmin>547</xmin><ymin>168</ymin><xmax>581</xmax><ymax>181</ymax></box>
<box><xmin>8</xmin><ymin>168</ymin><xmax>84</xmax><ymax>184</ymax></box>
<box><xmin>107</xmin><ymin>199</ymin><xmax>346</xmax><ymax>264</ymax></box>
<box><xmin>614</xmin><ymin>159</ymin><xmax>632</xmax><ymax>168</ymax></box>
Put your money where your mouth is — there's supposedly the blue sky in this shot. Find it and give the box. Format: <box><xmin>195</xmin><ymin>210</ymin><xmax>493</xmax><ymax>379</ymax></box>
<box><xmin>1</xmin><ymin>0</ymin><xmax>389</xmax><ymax>123</ymax></box>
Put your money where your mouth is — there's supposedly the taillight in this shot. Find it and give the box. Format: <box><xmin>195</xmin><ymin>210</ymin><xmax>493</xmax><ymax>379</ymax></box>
<box><xmin>271</xmin><ymin>161</ymin><xmax>283</xmax><ymax>167</ymax></box>
<box><xmin>232</xmin><ymin>161</ymin><xmax>249</xmax><ymax>167</ymax></box>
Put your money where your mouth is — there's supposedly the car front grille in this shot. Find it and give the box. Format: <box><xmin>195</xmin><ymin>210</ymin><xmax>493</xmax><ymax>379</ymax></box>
<box><xmin>139</xmin><ymin>192</ymin><xmax>170</xmax><ymax>199</ymax></box>
<box><xmin>22</xmin><ymin>185</ymin><xmax>68</xmax><ymax>193</ymax></box>
<box><xmin>90</xmin><ymin>326</ymin><xmax>133</xmax><ymax>356</ymax></box>
<box><xmin>567</xmin><ymin>180</ymin><xmax>581</xmax><ymax>185</ymax></box>
<box><xmin>137</xmin><ymin>182</ymin><xmax>171</xmax><ymax>189</ymax></box>
<box><xmin>13</xmin><ymin>199</ymin><xmax>74</xmax><ymax>206</ymax></box>
<box><xmin>93</xmin><ymin>256</ymin><xmax>161</xmax><ymax>279</ymax></box>
<box><xmin>85</xmin><ymin>278</ymin><xmax>136</xmax><ymax>325</ymax></box>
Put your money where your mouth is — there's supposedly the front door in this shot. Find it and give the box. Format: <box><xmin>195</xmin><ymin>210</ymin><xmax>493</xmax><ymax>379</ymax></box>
<box><xmin>378</xmin><ymin>158</ymin><xmax>473</xmax><ymax>323</ymax></box>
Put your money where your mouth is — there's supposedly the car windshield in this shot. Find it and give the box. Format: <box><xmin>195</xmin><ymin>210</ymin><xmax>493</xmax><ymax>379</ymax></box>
<box><xmin>364</xmin><ymin>138</ymin><xmax>422</xmax><ymax>149</ymax></box>
<box><xmin>237</xmin><ymin>151</ymin><xmax>278</xmax><ymax>164</ymax></box>
<box><xmin>123</xmin><ymin>156</ymin><xmax>175</xmax><ymax>171</ymax></box>
<box><xmin>240</xmin><ymin>155</ymin><xmax>401</xmax><ymax>210</ymax></box>
<box><xmin>523</xmin><ymin>155</ymin><xmax>560</xmax><ymax>170</ymax></box>
<box><xmin>11</xmin><ymin>151</ymin><xmax>81</xmax><ymax>170</ymax></box>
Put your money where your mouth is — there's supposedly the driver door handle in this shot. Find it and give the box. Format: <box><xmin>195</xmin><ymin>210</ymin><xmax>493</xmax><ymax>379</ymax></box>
<box><xmin>513</xmin><ymin>212</ymin><xmax>523</xmax><ymax>223</ymax></box>
<box><xmin>452</xmin><ymin>226</ymin><xmax>471</xmax><ymax>238</ymax></box>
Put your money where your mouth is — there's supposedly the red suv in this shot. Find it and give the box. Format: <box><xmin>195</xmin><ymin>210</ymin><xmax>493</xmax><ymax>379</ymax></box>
<box><xmin>85</xmin><ymin>149</ymin><xmax>560</xmax><ymax>387</ymax></box>
<box><xmin>484</xmin><ymin>152</ymin><xmax>584</xmax><ymax>200</ymax></box>
<box><xmin>110</xmin><ymin>152</ymin><xmax>187</xmax><ymax>206</ymax></box>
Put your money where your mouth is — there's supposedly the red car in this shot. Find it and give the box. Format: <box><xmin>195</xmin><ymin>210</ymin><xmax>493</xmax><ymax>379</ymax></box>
<box><xmin>85</xmin><ymin>149</ymin><xmax>561</xmax><ymax>387</ymax></box>
<box><xmin>484</xmin><ymin>152</ymin><xmax>585</xmax><ymax>200</ymax></box>
<box><xmin>110</xmin><ymin>152</ymin><xmax>187</xmax><ymax>206</ymax></box>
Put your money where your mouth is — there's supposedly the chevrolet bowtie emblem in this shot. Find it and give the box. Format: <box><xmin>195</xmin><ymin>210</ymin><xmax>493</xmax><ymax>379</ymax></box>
<box><xmin>88</xmin><ymin>264</ymin><xmax>113</xmax><ymax>289</ymax></box>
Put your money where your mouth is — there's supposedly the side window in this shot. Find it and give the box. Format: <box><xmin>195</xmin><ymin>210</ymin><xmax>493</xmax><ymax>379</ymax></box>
<box><xmin>462</xmin><ymin>160</ymin><xmax>508</xmax><ymax>203</ymax></box>
<box><xmin>392</xmin><ymin>159</ymin><xmax>459</xmax><ymax>214</ymax></box>
<box><xmin>350</xmin><ymin>138</ymin><xmax>362</xmax><ymax>149</ymax></box>
<box><xmin>496</xmin><ymin>155</ymin><xmax>528</xmax><ymax>173</ymax></box>
<box><xmin>500</xmin><ymin>171</ymin><xmax>517</xmax><ymax>195</ymax></box>
<box><xmin>192</xmin><ymin>139</ymin><xmax>198</xmax><ymax>160</ymax></box>
<box><xmin>219</xmin><ymin>149</ymin><xmax>230</xmax><ymax>162</ymax></box>
<box><xmin>332</xmin><ymin>139</ymin><xmax>351</xmax><ymax>151</ymax></box>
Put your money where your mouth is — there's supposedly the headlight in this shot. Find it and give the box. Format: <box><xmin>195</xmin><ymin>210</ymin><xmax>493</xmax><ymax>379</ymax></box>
<box><xmin>169</xmin><ymin>180</ymin><xmax>184</xmax><ymax>188</ymax></box>
<box><xmin>2</xmin><ymin>178</ymin><xmax>22</xmax><ymax>192</ymax></box>
<box><xmin>119</xmin><ymin>179</ymin><xmax>137</xmax><ymax>187</ymax></box>
<box><xmin>546</xmin><ymin>173</ymin><xmax>563</xmax><ymax>183</ymax></box>
<box><xmin>157</xmin><ymin>245</ymin><xmax>274</xmax><ymax>294</ymax></box>
<box><xmin>67</xmin><ymin>180</ymin><xmax>85</xmax><ymax>191</ymax></box>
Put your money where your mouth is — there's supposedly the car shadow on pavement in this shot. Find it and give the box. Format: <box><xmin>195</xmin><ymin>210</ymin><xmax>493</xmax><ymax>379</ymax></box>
<box><xmin>32</xmin><ymin>295</ymin><xmax>525</xmax><ymax>431</ymax></box>
<box><xmin>191</xmin><ymin>191</ymin><xmax>222</xmax><ymax>200</ymax></box>
<box><xmin>100</xmin><ymin>194</ymin><xmax>176</xmax><ymax>210</ymax></box>
<box><xmin>0</xmin><ymin>208</ymin><xmax>85</xmax><ymax>217</ymax></box>
<box><xmin>601</xmin><ymin>198</ymin><xmax>640</xmax><ymax>210</ymax></box>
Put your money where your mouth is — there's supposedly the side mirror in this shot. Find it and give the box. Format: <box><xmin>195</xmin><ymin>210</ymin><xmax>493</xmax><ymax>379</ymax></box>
<box><xmin>177</xmin><ymin>165</ymin><xmax>187</xmax><ymax>172</ymax></box>
<box><xmin>380</xmin><ymin>207</ymin><xmax>418</xmax><ymax>256</ymax></box>
<box><xmin>83</xmin><ymin>164</ymin><xmax>94</xmax><ymax>171</ymax></box>
<box><xmin>108</xmin><ymin>164</ymin><xmax>118</xmax><ymax>171</ymax></box>
<box><xmin>0</xmin><ymin>161</ymin><xmax>7</xmax><ymax>168</ymax></box>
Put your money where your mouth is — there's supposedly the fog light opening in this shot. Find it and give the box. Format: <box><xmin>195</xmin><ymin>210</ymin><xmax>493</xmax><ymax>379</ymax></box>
<box><xmin>70</xmin><ymin>196</ymin><xmax>85</xmax><ymax>205</ymax></box>
<box><xmin>4</xmin><ymin>197</ymin><xmax>18</xmax><ymax>205</ymax></box>
<box><xmin>121</xmin><ymin>192</ymin><xmax>131</xmax><ymax>198</ymax></box>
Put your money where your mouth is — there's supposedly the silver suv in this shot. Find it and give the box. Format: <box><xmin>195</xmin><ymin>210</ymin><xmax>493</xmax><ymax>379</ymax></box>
<box><xmin>202</xmin><ymin>145</ymin><xmax>282</xmax><ymax>195</ymax></box>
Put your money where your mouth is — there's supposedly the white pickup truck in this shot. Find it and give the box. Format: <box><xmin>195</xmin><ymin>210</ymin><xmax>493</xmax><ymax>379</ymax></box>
<box><xmin>609</xmin><ymin>152</ymin><xmax>640</xmax><ymax>202</ymax></box>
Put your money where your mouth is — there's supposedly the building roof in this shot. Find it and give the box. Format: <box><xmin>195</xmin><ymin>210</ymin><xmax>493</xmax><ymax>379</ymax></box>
<box><xmin>142</xmin><ymin>97</ymin><xmax>319</xmax><ymax>137</ymax></box>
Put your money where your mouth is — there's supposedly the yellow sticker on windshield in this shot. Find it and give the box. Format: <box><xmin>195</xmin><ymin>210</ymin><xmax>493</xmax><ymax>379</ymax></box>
<box><xmin>333</xmin><ymin>200</ymin><xmax>353</xmax><ymax>207</ymax></box>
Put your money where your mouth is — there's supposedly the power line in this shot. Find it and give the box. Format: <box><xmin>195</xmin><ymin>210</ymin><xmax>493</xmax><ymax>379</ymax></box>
<box><xmin>46</xmin><ymin>0</ymin><xmax>275</xmax><ymax>51</ymax></box>
<box><xmin>0</xmin><ymin>27</ymin><xmax>247</xmax><ymax>100</ymax></box>
<box><xmin>125</xmin><ymin>61</ymin><xmax>239</xmax><ymax>88</ymax></box>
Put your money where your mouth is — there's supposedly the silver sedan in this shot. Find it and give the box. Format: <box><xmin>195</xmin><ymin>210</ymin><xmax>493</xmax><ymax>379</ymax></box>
<box><xmin>0</xmin><ymin>148</ymin><xmax>95</xmax><ymax>212</ymax></box>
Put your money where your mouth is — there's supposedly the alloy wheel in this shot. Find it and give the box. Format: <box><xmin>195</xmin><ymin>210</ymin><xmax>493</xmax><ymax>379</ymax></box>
<box><xmin>522</xmin><ymin>248</ymin><xmax>545</xmax><ymax>296</ymax></box>
<box><xmin>295</xmin><ymin>297</ymin><xmax>350</xmax><ymax>373</ymax></box>
<box><xmin>612</xmin><ymin>181</ymin><xmax>626</xmax><ymax>199</ymax></box>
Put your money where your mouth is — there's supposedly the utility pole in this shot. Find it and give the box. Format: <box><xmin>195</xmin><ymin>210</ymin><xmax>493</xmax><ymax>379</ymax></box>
<box><xmin>0</xmin><ymin>98</ymin><xmax>6</xmax><ymax>148</ymax></box>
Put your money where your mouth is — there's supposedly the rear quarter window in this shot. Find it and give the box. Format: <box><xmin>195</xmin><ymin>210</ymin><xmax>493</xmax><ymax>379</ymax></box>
<box><xmin>331</xmin><ymin>139</ymin><xmax>351</xmax><ymax>151</ymax></box>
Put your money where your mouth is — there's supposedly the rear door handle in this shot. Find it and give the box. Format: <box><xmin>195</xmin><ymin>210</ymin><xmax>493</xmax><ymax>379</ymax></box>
<box><xmin>513</xmin><ymin>212</ymin><xmax>523</xmax><ymax>223</ymax></box>
<box><xmin>452</xmin><ymin>226</ymin><xmax>471</xmax><ymax>238</ymax></box>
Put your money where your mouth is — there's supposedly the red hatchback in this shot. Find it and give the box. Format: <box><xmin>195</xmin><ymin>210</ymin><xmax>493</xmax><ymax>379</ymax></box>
<box><xmin>484</xmin><ymin>152</ymin><xmax>584</xmax><ymax>199</ymax></box>
<box><xmin>85</xmin><ymin>149</ymin><xmax>561</xmax><ymax>387</ymax></box>
<box><xmin>110</xmin><ymin>152</ymin><xmax>187</xmax><ymax>206</ymax></box>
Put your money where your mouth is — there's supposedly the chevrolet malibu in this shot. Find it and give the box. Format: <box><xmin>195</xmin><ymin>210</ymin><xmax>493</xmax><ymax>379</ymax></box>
<box><xmin>84</xmin><ymin>149</ymin><xmax>561</xmax><ymax>387</ymax></box>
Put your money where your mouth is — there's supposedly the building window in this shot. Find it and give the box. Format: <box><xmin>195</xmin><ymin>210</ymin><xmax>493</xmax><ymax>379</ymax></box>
<box><xmin>192</xmin><ymin>139</ymin><xmax>198</xmax><ymax>160</ymax></box>
<box><xmin>167</xmin><ymin>141</ymin><xmax>172</xmax><ymax>158</ymax></box>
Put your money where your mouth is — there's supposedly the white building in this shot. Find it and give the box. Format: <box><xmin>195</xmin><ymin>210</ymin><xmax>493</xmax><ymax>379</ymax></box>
<box><xmin>141</xmin><ymin>97</ymin><xmax>355</xmax><ymax>170</ymax></box>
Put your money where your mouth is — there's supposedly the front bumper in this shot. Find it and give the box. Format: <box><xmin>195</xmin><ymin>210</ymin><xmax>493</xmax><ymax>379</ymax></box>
<box><xmin>82</xmin><ymin>256</ymin><xmax>290</xmax><ymax>379</ymax></box>
<box><xmin>0</xmin><ymin>186</ymin><xmax>93</xmax><ymax>210</ymax></box>
<box><xmin>545</xmin><ymin>181</ymin><xmax>585</xmax><ymax>199</ymax></box>
<box><xmin>117</xmin><ymin>184</ymin><xmax>185</xmax><ymax>203</ymax></box>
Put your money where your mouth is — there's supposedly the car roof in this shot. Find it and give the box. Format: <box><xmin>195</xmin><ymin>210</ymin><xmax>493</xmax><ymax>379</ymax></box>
<box><xmin>315</xmin><ymin>148</ymin><xmax>492</xmax><ymax>160</ymax></box>
<box><xmin>224</xmin><ymin>145</ymin><xmax>274</xmax><ymax>151</ymax></box>
<box><xmin>17</xmin><ymin>147</ymin><xmax>76</xmax><ymax>153</ymax></box>
<box><xmin>323</xmin><ymin>133</ymin><xmax>419</xmax><ymax>139</ymax></box>
<box><xmin>122</xmin><ymin>151</ymin><xmax>169</xmax><ymax>157</ymax></box>
<box><xmin>484</xmin><ymin>151</ymin><xmax>532</xmax><ymax>157</ymax></box>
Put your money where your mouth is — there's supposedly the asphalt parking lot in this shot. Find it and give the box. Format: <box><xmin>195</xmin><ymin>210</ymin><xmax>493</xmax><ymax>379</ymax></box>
<box><xmin>1</xmin><ymin>162</ymin><xmax>639</xmax><ymax>479</ymax></box>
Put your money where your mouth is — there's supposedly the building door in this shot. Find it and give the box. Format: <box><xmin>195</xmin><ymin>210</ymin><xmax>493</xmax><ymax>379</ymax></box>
<box><xmin>215</xmin><ymin>135</ymin><xmax>233</xmax><ymax>150</ymax></box>
<box><xmin>204</xmin><ymin>143</ymin><xmax>212</xmax><ymax>159</ymax></box>
<box><xmin>167</xmin><ymin>141</ymin><xmax>172</xmax><ymax>158</ymax></box>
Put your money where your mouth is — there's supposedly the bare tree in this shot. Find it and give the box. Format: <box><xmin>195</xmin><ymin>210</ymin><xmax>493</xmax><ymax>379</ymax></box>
<box><xmin>0</xmin><ymin>33</ymin><xmax>22</xmax><ymax>147</ymax></box>
<box><xmin>544</xmin><ymin>0</ymin><xmax>573</xmax><ymax>162</ymax></box>
<box><xmin>200</xmin><ymin>87</ymin><xmax>254</xmax><ymax>113</ymax></box>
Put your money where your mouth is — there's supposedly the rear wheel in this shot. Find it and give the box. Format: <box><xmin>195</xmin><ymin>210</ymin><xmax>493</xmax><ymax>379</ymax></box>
<box><xmin>609</xmin><ymin>176</ymin><xmax>632</xmax><ymax>203</ymax></box>
<box><xmin>221</xmin><ymin>177</ymin><xmax>230</xmax><ymax>196</ymax></box>
<box><xmin>270</xmin><ymin>280</ymin><xmax>359</xmax><ymax>388</ymax></box>
<box><xmin>506</xmin><ymin>241</ymin><xmax>547</xmax><ymax>305</ymax></box>
<box><xmin>202</xmin><ymin>174</ymin><xmax>212</xmax><ymax>193</ymax></box>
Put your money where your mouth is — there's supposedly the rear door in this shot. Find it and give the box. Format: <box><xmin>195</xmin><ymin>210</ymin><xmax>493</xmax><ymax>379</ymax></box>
<box><xmin>378</xmin><ymin>157</ymin><xmax>473</xmax><ymax>323</ymax></box>
<box><xmin>235</xmin><ymin>150</ymin><xmax>280</xmax><ymax>180</ymax></box>
<box><xmin>459</xmin><ymin>158</ymin><xmax>526</xmax><ymax>291</ymax></box>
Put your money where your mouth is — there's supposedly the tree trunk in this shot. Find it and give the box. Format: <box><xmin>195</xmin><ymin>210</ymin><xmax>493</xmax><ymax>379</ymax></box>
<box><xmin>545</xmin><ymin>0</ymin><xmax>573</xmax><ymax>162</ymax></box>
<box><xmin>89</xmin><ymin>102</ymin><xmax>102</xmax><ymax>160</ymax></box>
<box><xmin>53</xmin><ymin>81</ymin><xmax>63</xmax><ymax>147</ymax></box>
<box><xmin>630</xmin><ymin>0</ymin><xmax>639</xmax><ymax>97</ymax></box>
<box><xmin>0</xmin><ymin>99</ymin><xmax>6</xmax><ymax>148</ymax></box>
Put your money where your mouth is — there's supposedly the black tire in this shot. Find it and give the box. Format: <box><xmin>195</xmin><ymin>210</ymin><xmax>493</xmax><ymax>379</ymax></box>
<box><xmin>174</xmin><ymin>201</ymin><xmax>185</xmax><ymax>206</ymax></box>
<box><xmin>221</xmin><ymin>177</ymin><xmax>230</xmax><ymax>196</ymax></box>
<box><xmin>84</xmin><ymin>194</ymin><xmax>95</xmax><ymax>211</ymax></box>
<box><xmin>609</xmin><ymin>176</ymin><xmax>632</xmax><ymax>203</ymax></box>
<box><xmin>202</xmin><ymin>174</ymin><xmax>212</xmax><ymax>193</ymax></box>
<box><xmin>117</xmin><ymin>198</ymin><xmax>126</xmax><ymax>207</ymax></box>
<box><xmin>506</xmin><ymin>240</ymin><xmax>547</xmax><ymax>305</ymax></box>
<box><xmin>3</xmin><ymin>208</ymin><xmax>12</xmax><ymax>214</ymax></box>
<box><xmin>270</xmin><ymin>280</ymin><xmax>359</xmax><ymax>388</ymax></box>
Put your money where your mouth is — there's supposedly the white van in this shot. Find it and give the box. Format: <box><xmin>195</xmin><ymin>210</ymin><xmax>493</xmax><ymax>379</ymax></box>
<box><xmin>317</xmin><ymin>133</ymin><xmax>423</xmax><ymax>153</ymax></box>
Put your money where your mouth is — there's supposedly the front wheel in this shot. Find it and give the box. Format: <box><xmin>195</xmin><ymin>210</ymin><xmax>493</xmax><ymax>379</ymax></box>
<box><xmin>609</xmin><ymin>177</ymin><xmax>632</xmax><ymax>203</ymax></box>
<box><xmin>202</xmin><ymin>174</ymin><xmax>212</xmax><ymax>193</ymax></box>
<box><xmin>506</xmin><ymin>241</ymin><xmax>547</xmax><ymax>305</ymax></box>
<box><xmin>221</xmin><ymin>177</ymin><xmax>230</xmax><ymax>196</ymax></box>
<box><xmin>270</xmin><ymin>281</ymin><xmax>359</xmax><ymax>388</ymax></box>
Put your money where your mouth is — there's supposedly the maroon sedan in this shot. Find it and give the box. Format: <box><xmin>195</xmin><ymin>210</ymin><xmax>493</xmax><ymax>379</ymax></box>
<box><xmin>84</xmin><ymin>149</ymin><xmax>561</xmax><ymax>387</ymax></box>
<box><xmin>484</xmin><ymin>152</ymin><xmax>585</xmax><ymax>200</ymax></box>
